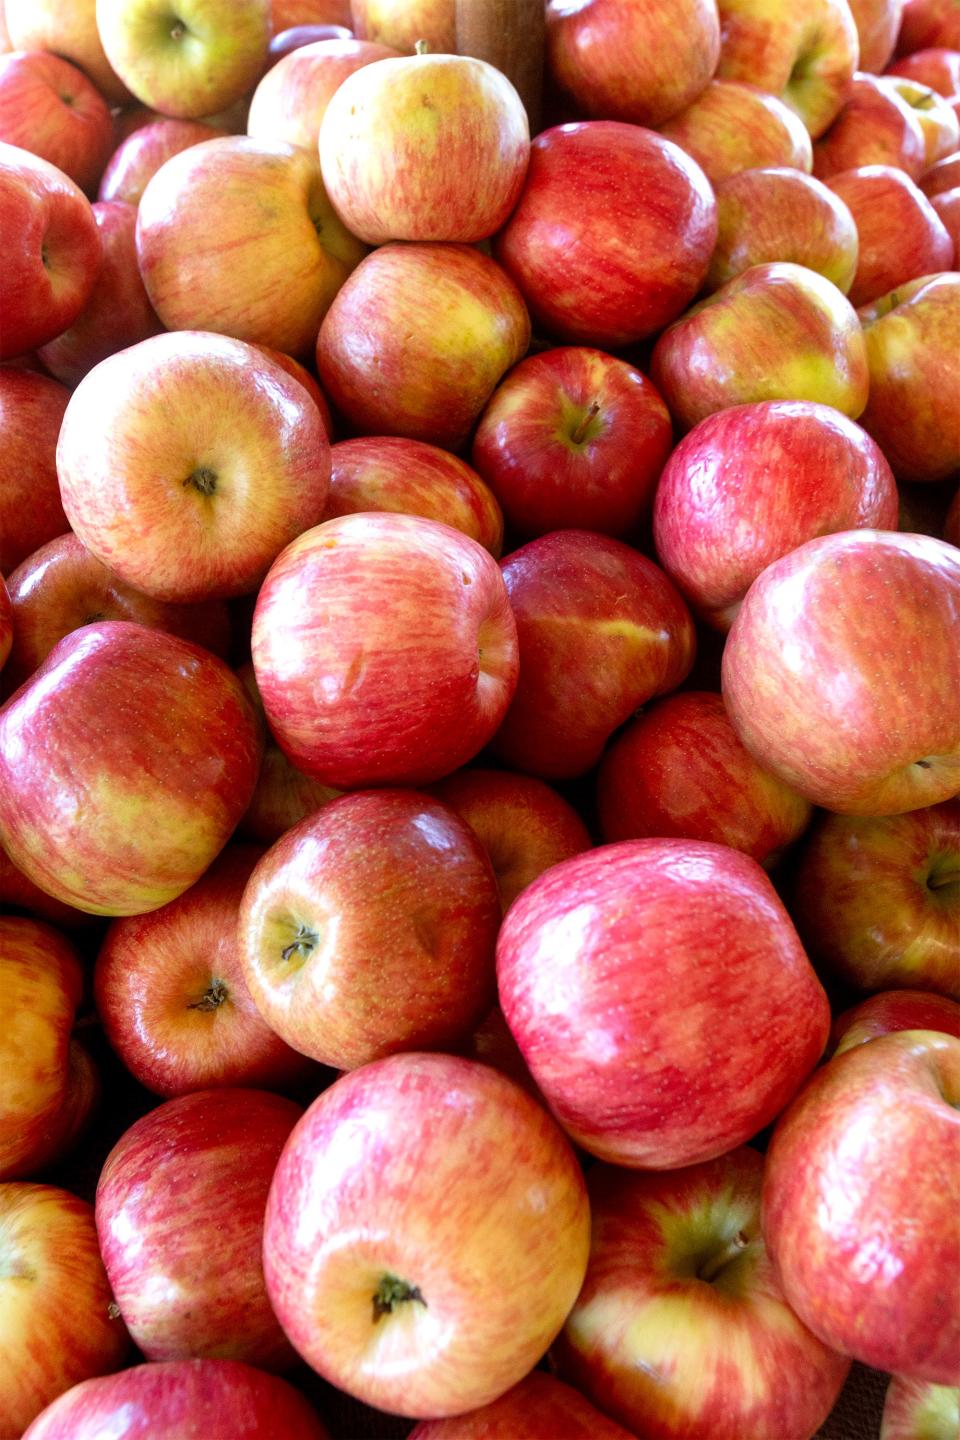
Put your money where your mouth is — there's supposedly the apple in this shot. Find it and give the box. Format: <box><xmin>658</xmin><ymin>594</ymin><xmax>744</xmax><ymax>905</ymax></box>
<box><xmin>248</xmin><ymin>38</ymin><xmax>397</xmax><ymax>151</ymax></box>
<box><xmin>58</xmin><ymin>331</ymin><xmax>331</xmax><ymax>603</ymax></box>
<box><xmin>897</xmin><ymin>0</ymin><xmax>960</xmax><ymax>55</ymax></box>
<box><xmin>707</xmin><ymin>166</ymin><xmax>861</xmax><ymax>293</ymax></box>
<box><xmin>544</xmin><ymin>0</ymin><xmax>720</xmax><ymax>127</ymax></box>
<box><xmin>98</xmin><ymin>118</ymin><xmax>228</xmax><ymax>204</ymax></box>
<box><xmin>493</xmin><ymin>120</ymin><xmax>717</xmax><ymax>348</ymax></box>
<box><xmin>3</xmin><ymin>0</ymin><xmax>130</xmax><ymax>104</ymax></box>
<box><xmin>96</xmin><ymin>0</ymin><xmax>270</xmax><ymax>119</ymax></box>
<box><xmin>930</xmin><ymin>183</ymin><xmax>960</xmax><ymax>253</ymax></box>
<box><xmin>498</xmin><ymin>839</ymin><xmax>830</xmax><ymax>1168</ymax></box>
<box><xmin>812</xmin><ymin>71</ymin><xmax>927</xmax><ymax>178</ymax></box>
<box><xmin>408</xmin><ymin>1373</ymin><xmax>635</xmax><ymax>1440</ymax></box>
<box><xmin>883</xmin><ymin>72</ymin><xmax>960</xmax><ymax>159</ymax></box>
<box><xmin>350</xmin><ymin>0</ymin><xmax>455</xmax><ymax>52</ymax></box>
<box><xmin>857</xmin><ymin>270</ymin><xmax>960</xmax><ymax>481</ymax></box>
<box><xmin>0</xmin><ymin>579</ymin><xmax>10</xmax><ymax>672</ymax></box>
<box><xmin>659</xmin><ymin>80</ymin><xmax>814</xmax><ymax>185</ymax></box>
<box><xmin>653</xmin><ymin>400</ymin><xmax>898</xmax><ymax>629</ymax></box>
<box><xmin>762</xmin><ymin>1028</ymin><xmax>960</xmax><ymax>1383</ymax></box>
<box><xmin>0</xmin><ymin>370</ymin><xmax>70</xmax><ymax>573</ymax></box>
<box><xmin>0</xmin><ymin>621</ymin><xmax>262</xmax><ymax>916</ymax></box>
<box><xmin>0</xmin><ymin>1185</ymin><xmax>129</xmax><ymax>1436</ymax></box>
<box><xmin>848</xmin><ymin>0</ymin><xmax>905</xmax><ymax>70</ymax></box>
<box><xmin>252</xmin><ymin>345</ymin><xmax>334</xmax><ymax>434</ymax></box>
<box><xmin>0</xmin><ymin>142</ymin><xmax>101</xmax><ymax>360</ymax></box>
<box><xmin>471</xmin><ymin>346</ymin><xmax>672</xmax><ymax>540</ymax></box>
<box><xmin>236</xmin><ymin>662</ymin><xmax>340</xmax><ymax>843</ymax></box>
<box><xmin>491</xmin><ymin>530</ymin><xmax>696</xmax><ymax>780</ymax></box>
<box><xmin>597</xmin><ymin>692</ymin><xmax>814</xmax><ymax>864</ymax></box>
<box><xmin>0</xmin><ymin>51</ymin><xmax>113</xmax><ymax>195</ymax></box>
<box><xmin>880</xmin><ymin>1376</ymin><xmax>960</xmax><ymax>1439</ymax></box>
<box><xmin>554</xmin><ymin>1148</ymin><xmax>851</xmax><ymax>1440</ymax></box>
<box><xmin>829</xmin><ymin>989</ymin><xmax>960</xmax><ymax>1057</ymax></box>
<box><xmin>263</xmin><ymin>1052</ymin><xmax>591</xmax><ymax>1416</ymax></box>
<box><xmin>888</xmin><ymin>45</ymin><xmax>960</xmax><ymax>92</ymax></box>
<box><xmin>723</xmin><ymin>531</ymin><xmax>960</xmax><ymax>814</ymax></box>
<box><xmin>650</xmin><ymin>263</ymin><xmax>870</xmax><ymax>431</ymax></box>
<box><xmin>277</xmin><ymin>0</ymin><xmax>352</xmax><ymax>30</ymax></box>
<box><xmin>327</xmin><ymin>437</ymin><xmax>503</xmax><ymax>556</ymax></box>
<box><xmin>0</xmin><ymin>843</ymin><xmax>94</xmax><ymax>931</ymax></box>
<box><xmin>317</xmin><ymin>243</ymin><xmax>530</xmax><ymax>448</ymax></box>
<box><xmin>22</xmin><ymin>1360</ymin><xmax>332</xmax><ymax>1440</ymax></box>
<box><xmin>920</xmin><ymin>148</ymin><xmax>960</xmax><ymax>195</ymax></box>
<box><xmin>790</xmin><ymin>798</ymin><xmax>960</xmax><ymax>995</ymax></box>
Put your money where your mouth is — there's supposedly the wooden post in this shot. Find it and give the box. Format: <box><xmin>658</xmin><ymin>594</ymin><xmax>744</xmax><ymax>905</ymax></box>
<box><xmin>456</xmin><ymin>0</ymin><xmax>545</xmax><ymax>134</ymax></box>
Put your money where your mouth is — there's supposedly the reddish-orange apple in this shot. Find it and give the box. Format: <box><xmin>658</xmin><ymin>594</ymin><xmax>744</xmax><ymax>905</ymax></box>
<box><xmin>247</xmin><ymin>38</ymin><xmax>397</xmax><ymax>151</ymax></box>
<box><xmin>0</xmin><ymin>51</ymin><xmax>113</xmax><ymax>194</ymax></box>
<box><xmin>0</xmin><ymin>370</ymin><xmax>70</xmax><ymax>572</ymax></box>
<box><xmin>98</xmin><ymin>118</ymin><xmax>227</xmax><ymax>205</ymax></box>
<box><xmin>829</xmin><ymin>989</ymin><xmax>960</xmax><ymax>1057</ymax></box>
<box><xmin>825</xmin><ymin>164</ymin><xmax>954</xmax><ymax>306</ymax></box>
<box><xmin>659</xmin><ymin>80</ymin><xmax>814</xmax><ymax>184</ymax></box>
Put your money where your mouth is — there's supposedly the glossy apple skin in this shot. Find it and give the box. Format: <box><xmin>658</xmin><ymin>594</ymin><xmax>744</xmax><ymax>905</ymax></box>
<box><xmin>0</xmin><ymin>51</ymin><xmax>113</xmax><ymax>195</ymax></box>
<box><xmin>22</xmin><ymin>1360</ymin><xmax>331</xmax><ymax>1440</ymax></box>
<box><xmin>0</xmin><ymin>917</ymin><xmax>98</xmax><ymax>1179</ymax></box>
<box><xmin>857</xmin><ymin>271</ymin><xmax>960</xmax><ymax>481</ymax></box>
<box><xmin>0</xmin><ymin>142</ymin><xmax>101</xmax><ymax>360</ymax></box>
<box><xmin>97</xmin><ymin>1089</ymin><xmax>302</xmax><ymax>1368</ymax></box>
<box><xmin>555</xmin><ymin>1148</ymin><xmax>851</xmax><ymax>1440</ymax></box>
<box><xmin>545</xmin><ymin>0</ymin><xmax>719</xmax><ymax>127</ymax></box>
<box><xmin>889</xmin><ymin>46</ymin><xmax>960</xmax><ymax>93</ymax></box>
<box><xmin>597</xmin><ymin>693</ymin><xmax>813</xmax><ymax>864</ymax></box>
<box><xmin>491</xmin><ymin>531</ymin><xmax>695</xmax><ymax>780</ymax></box>
<box><xmin>263</xmin><ymin>1052</ymin><xmax>590</xmax><ymax>1417</ymax></box>
<box><xmin>248</xmin><ymin>38</ymin><xmax>397</xmax><ymax>151</ymax></box>
<box><xmin>849</xmin><ymin>0</ymin><xmax>905</xmax><ymax>70</ymax></box>
<box><xmin>813</xmin><ymin>72</ymin><xmax>928</xmax><ymax>178</ymax></box>
<box><xmin>494</xmin><ymin>121</ymin><xmax>716</xmax><ymax>348</ymax></box>
<box><xmin>825</xmin><ymin>164</ymin><xmax>954</xmax><ymax>306</ymax></box>
<box><xmin>0</xmin><ymin>622</ymin><xmax>262</xmax><ymax>916</ymax></box>
<box><xmin>0</xmin><ymin>370</ymin><xmax>70</xmax><ymax>572</ymax></box>
<box><xmin>253</xmin><ymin>513</ymin><xmax>519</xmax><ymax>788</ymax></box>
<box><xmin>653</xmin><ymin>401</ymin><xmax>899</xmax><ymax>628</ymax></box>
<box><xmin>98</xmin><ymin>118</ymin><xmax>227</xmax><ymax>205</ymax></box>
<box><xmin>660</xmin><ymin>80</ymin><xmax>814</xmax><ymax>185</ymax></box>
<box><xmin>472</xmin><ymin>347</ymin><xmax>672</xmax><ymax>540</ymax></box>
<box><xmin>498</xmin><ymin>839</ymin><xmax>830</xmax><ymax>1168</ymax></box>
<box><xmin>0</xmin><ymin>843</ymin><xmax>93</xmax><ymax>930</ymax></box>
<box><xmin>317</xmin><ymin>243</ymin><xmax>530</xmax><ymax>449</ymax></box>
<box><xmin>409</xmin><ymin>1373</ymin><xmax>635</xmax><ymax>1440</ymax></box>
<box><xmin>763</xmin><ymin>1029</ymin><xmax>960</xmax><ymax>1383</ymax></box>
<box><xmin>651</xmin><ymin>262</ymin><xmax>870</xmax><ymax>430</ymax></box>
<box><xmin>930</xmin><ymin>183</ymin><xmax>960</xmax><ymax>254</ymax></box>
<box><xmin>237</xmin><ymin>661</ymin><xmax>340</xmax><ymax>843</ymax></box>
<box><xmin>885</xmin><ymin>74</ymin><xmax>960</xmax><ymax>162</ymax></box>
<box><xmin>137</xmin><ymin>137</ymin><xmax>366</xmax><ymax>358</ymax></box>
<box><xmin>791</xmin><ymin>799</ymin><xmax>960</xmax><ymax>995</ymax></box>
<box><xmin>57</xmin><ymin>332</ymin><xmax>331</xmax><ymax>604</ymax></box>
<box><xmin>880</xmin><ymin>1375</ymin><xmax>960</xmax><ymax>1439</ymax></box>
<box><xmin>351</xmin><ymin>0</ymin><xmax>453</xmax><ymax>49</ymax></box>
<box><xmin>829</xmin><ymin>989</ymin><xmax>960</xmax><ymax>1057</ymax></box>
<box><xmin>327</xmin><ymin>438</ymin><xmax>503</xmax><ymax>556</ymax></box>
<box><xmin>723</xmin><ymin>531</ymin><xmax>960</xmax><ymax>814</ymax></box>
<box><xmin>0</xmin><ymin>1185</ymin><xmax>130</xmax><ymax>1436</ymax></box>
<box><xmin>252</xmin><ymin>344</ymin><xmax>334</xmax><ymax>435</ymax></box>
<box><xmin>4</xmin><ymin>0</ymin><xmax>130</xmax><ymax>104</ymax></box>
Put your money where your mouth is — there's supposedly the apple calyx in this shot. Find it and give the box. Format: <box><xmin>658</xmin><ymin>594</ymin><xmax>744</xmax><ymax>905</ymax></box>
<box><xmin>696</xmin><ymin>1229</ymin><xmax>751</xmax><ymax>1285</ymax></box>
<box><xmin>170</xmin><ymin>18</ymin><xmax>188</xmax><ymax>43</ymax></box>
<box><xmin>184</xmin><ymin>467</ymin><xmax>217</xmax><ymax>497</ymax></box>
<box><xmin>187</xmin><ymin>978</ymin><xmax>229</xmax><ymax>1012</ymax></box>
<box><xmin>372</xmin><ymin>1273</ymin><xmax>427</xmax><ymax>1325</ymax></box>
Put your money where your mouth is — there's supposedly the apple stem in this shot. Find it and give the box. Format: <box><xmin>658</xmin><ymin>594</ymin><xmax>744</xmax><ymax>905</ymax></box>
<box><xmin>570</xmin><ymin>401</ymin><xmax>601</xmax><ymax>446</ymax></box>
<box><xmin>371</xmin><ymin>1274</ymin><xmax>427</xmax><ymax>1325</ymax></box>
<box><xmin>281</xmin><ymin>926</ymin><xmax>317</xmax><ymax>964</ymax></box>
<box><xmin>170</xmin><ymin>19</ymin><xmax>186</xmax><ymax>41</ymax></box>
<box><xmin>187</xmin><ymin>978</ymin><xmax>228</xmax><ymax>1012</ymax></box>
<box><xmin>415</xmin><ymin>39</ymin><xmax>430</xmax><ymax>55</ymax></box>
<box><xmin>698</xmin><ymin>1230</ymin><xmax>750</xmax><ymax>1283</ymax></box>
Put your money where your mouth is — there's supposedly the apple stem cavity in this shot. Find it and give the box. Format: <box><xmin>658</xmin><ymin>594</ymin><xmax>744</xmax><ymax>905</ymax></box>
<box><xmin>281</xmin><ymin>925</ymin><xmax>318</xmax><ymax>965</ymax></box>
<box><xmin>371</xmin><ymin>1274</ymin><xmax>427</xmax><ymax>1325</ymax></box>
<box><xmin>570</xmin><ymin>400</ymin><xmax>602</xmax><ymax>446</ymax></box>
<box><xmin>187</xmin><ymin>978</ymin><xmax>229</xmax><ymax>1012</ymax></box>
<box><xmin>184</xmin><ymin>467</ymin><xmax>217</xmax><ymax>496</ymax></box>
<box><xmin>697</xmin><ymin>1229</ymin><xmax>750</xmax><ymax>1284</ymax></box>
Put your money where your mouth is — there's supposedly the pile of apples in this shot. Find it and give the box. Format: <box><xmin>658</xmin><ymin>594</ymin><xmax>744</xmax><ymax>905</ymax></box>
<box><xmin>0</xmin><ymin>0</ymin><xmax>958</xmax><ymax>1437</ymax></box>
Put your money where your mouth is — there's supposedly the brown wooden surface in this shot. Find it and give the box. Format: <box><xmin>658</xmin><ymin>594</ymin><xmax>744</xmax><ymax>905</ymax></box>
<box><xmin>456</xmin><ymin>0</ymin><xmax>545</xmax><ymax>131</ymax></box>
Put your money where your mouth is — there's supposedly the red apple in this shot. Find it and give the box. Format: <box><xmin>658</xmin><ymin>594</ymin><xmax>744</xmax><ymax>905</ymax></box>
<box><xmin>236</xmin><ymin>661</ymin><xmax>340</xmax><ymax>843</ymax></box>
<box><xmin>248</xmin><ymin>38</ymin><xmax>396</xmax><ymax>151</ymax></box>
<box><xmin>0</xmin><ymin>621</ymin><xmax>262</xmax><ymax>915</ymax></box>
<box><xmin>471</xmin><ymin>347</ymin><xmax>672</xmax><ymax>540</ymax></box>
<box><xmin>812</xmin><ymin>71</ymin><xmax>927</xmax><ymax>178</ymax></box>
<box><xmin>0</xmin><ymin>842</ymin><xmax>93</xmax><ymax>930</ymax></box>
<box><xmin>408</xmin><ymin>1373</ymin><xmax>635</xmax><ymax>1440</ymax></box>
<box><xmin>263</xmin><ymin>1052</ymin><xmax>591</xmax><ymax>1416</ymax></box>
<box><xmin>919</xmin><ymin>148</ymin><xmax>960</xmax><ymax>195</ymax></box>
<box><xmin>493</xmin><ymin>120</ymin><xmax>717</xmax><ymax>348</ymax></box>
<box><xmin>897</xmin><ymin>0</ymin><xmax>960</xmax><ymax>56</ymax></box>
<box><xmin>277</xmin><ymin>0</ymin><xmax>352</xmax><ymax>30</ymax></box>
<box><xmin>849</xmin><ymin>0</ymin><xmax>906</xmax><ymax>70</ymax></box>
<box><xmin>491</xmin><ymin>530</ymin><xmax>696</xmax><ymax>780</ymax></box>
<box><xmin>0</xmin><ymin>370</ymin><xmax>70</xmax><ymax>573</ymax></box>
<box><xmin>888</xmin><ymin>45</ymin><xmax>960</xmax><ymax>92</ymax></box>
<box><xmin>660</xmin><ymin>80</ymin><xmax>814</xmax><ymax>184</ymax></box>
<box><xmin>554</xmin><ymin>1148</ymin><xmax>851</xmax><ymax>1440</ymax></box>
<box><xmin>4</xmin><ymin>0</ymin><xmax>130</xmax><ymax>104</ymax></box>
<box><xmin>883</xmin><ymin>73</ymin><xmax>960</xmax><ymax>160</ymax></box>
<box><xmin>98</xmin><ymin>118</ymin><xmax>228</xmax><ymax>205</ymax></box>
<box><xmin>723</xmin><ymin>531</ymin><xmax>960</xmax><ymax>814</ymax></box>
<box><xmin>880</xmin><ymin>1376</ymin><xmax>960</xmax><ymax>1439</ymax></box>
<box><xmin>0</xmin><ymin>1185</ymin><xmax>129</xmax><ymax>1436</ymax></box>
<box><xmin>930</xmin><ymin>182</ymin><xmax>960</xmax><ymax>251</ymax></box>
<box><xmin>762</xmin><ymin>1029</ymin><xmax>960</xmax><ymax>1383</ymax></box>
<box><xmin>829</xmin><ymin>989</ymin><xmax>960</xmax><ymax>1057</ymax></box>
<box><xmin>0</xmin><ymin>51</ymin><xmax>113</xmax><ymax>194</ymax></box>
<box><xmin>0</xmin><ymin>577</ymin><xmax>10</xmax><ymax>672</ymax></box>
<box><xmin>252</xmin><ymin>344</ymin><xmax>334</xmax><ymax>434</ymax></box>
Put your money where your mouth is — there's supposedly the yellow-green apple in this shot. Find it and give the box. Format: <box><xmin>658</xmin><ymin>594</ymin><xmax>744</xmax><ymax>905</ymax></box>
<box><xmin>0</xmin><ymin>917</ymin><xmax>98</xmax><ymax>1179</ymax></box>
<box><xmin>96</xmin><ymin>1089</ymin><xmax>302</xmax><ymax>1367</ymax></box>
<box><xmin>4</xmin><ymin>0</ymin><xmax>130</xmax><ymax>104</ymax></box>
<box><xmin>94</xmin><ymin>846</ymin><xmax>319</xmax><ymax>1097</ymax></box>
<box><xmin>829</xmin><ymin>989</ymin><xmax>960</xmax><ymax>1057</ymax></box>
<box><xmin>429</xmin><ymin>768</ymin><xmax>591</xmax><ymax>912</ymax></box>
<box><xmin>57</xmin><ymin>331</ymin><xmax>331</xmax><ymax>603</ymax></box>
<box><xmin>812</xmin><ymin>71</ymin><xmax>927</xmax><ymax>177</ymax></box>
<box><xmin>849</xmin><ymin>0</ymin><xmax>905</xmax><ymax>69</ymax></box>
<box><xmin>408</xmin><ymin>1373</ymin><xmax>635</xmax><ymax>1440</ymax></box>
<box><xmin>0</xmin><ymin>621</ymin><xmax>262</xmax><ymax>915</ymax></box>
<box><xmin>471</xmin><ymin>347</ymin><xmax>672</xmax><ymax>540</ymax></box>
<box><xmin>252</xmin><ymin>513</ymin><xmax>519</xmax><ymax>787</ymax></box>
<box><xmin>37</xmin><ymin>201</ymin><xmax>162</xmax><ymax>385</ymax></box>
<box><xmin>946</xmin><ymin>488</ymin><xmax>960</xmax><ymax>543</ymax></box>
<box><xmin>277</xmin><ymin>0</ymin><xmax>352</xmax><ymax>30</ymax></box>
<box><xmin>0</xmin><ymin>371</ymin><xmax>69</xmax><ymax>572</ymax></box>
<box><xmin>98</xmin><ymin>118</ymin><xmax>227</xmax><ymax>204</ymax></box>
<box><xmin>137</xmin><ymin>137</ymin><xmax>366</xmax><ymax>358</ymax></box>
<box><xmin>3</xmin><ymin>534</ymin><xmax>231</xmax><ymax>695</ymax></box>
<box><xmin>491</xmin><ymin>530</ymin><xmax>695</xmax><ymax>780</ymax></box>
<box><xmin>326</xmin><ymin>438</ymin><xmax>503</xmax><ymax>555</ymax></box>
<box><xmin>0</xmin><ymin>143</ymin><xmax>101</xmax><ymax>359</ymax></box>
<box><xmin>858</xmin><ymin>271</ymin><xmax>960</xmax><ymax>481</ymax></box>
<box><xmin>554</xmin><ymin>1148</ymin><xmax>851</xmax><ymax>1440</ymax></box>
<box><xmin>898</xmin><ymin>0</ymin><xmax>960</xmax><ymax>56</ymax></box>
<box><xmin>22</xmin><ymin>1360</ymin><xmax>332</xmax><ymax>1440</ymax></box>
<box><xmin>653</xmin><ymin>400</ymin><xmax>898</xmax><ymax>628</ymax></box>
<box><xmin>0</xmin><ymin>52</ymin><xmax>113</xmax><ymax>194</ymax></box>
<box><xmin>316</xmin><ymin>243</ymin><xmax>530</xmax><ymax>448</ymax></box>
<box><xmin>493</xmin><ymin>120</ymin><xmax>716</xmax><ymax>348</ymax></box>
<box><xmin>0</xmin><ymin>843</ymin><xmax>93</xmax><ymax>930</ymax></box>
<box><xmin>350</xmin><ymin>0</ymin><xmax>455</xmax><ymax>51</ymax></box>
<box><xmin>889</xmin><ymin>45</ymin><xmax>960</xmax><ymax>91</ymax></box>
<box><xmin>236</xmin><ymin>662</ymin><xmax>340</xmax><ymax>843</ymax></box>
<box><xmin>263</xmin><ymin>1052</ymin><xmax>590</xmax><ymax>1416</ymax></box>
<box><xmin>238</xmin><ymin>790</ymin><xmax>500</xmax><ymax>1068</ymax></box>
<box><xmin>930</xmin><ymin>183</ymin><xmax>960</xmax><ymax>252</ymax></box>
<box><xmin>544</xmin><ymin>0</ymin><xmax>720</xmax><ymax>127</ymax></box>
<box><xmin>96</xmin><ymin>0</ymin><xmax>270</xmax><ymax>118</ymax></box>
<box><xmin>597</xmin><ymin>692</ymin><xmax>814</xmax><ymax>863</ymax></box>
<box><xmin>790</xmin><ymin>799</ymin><xmax>960</xmax><ymax>995</ymax></box>
<box><xmin>723</xmin><ymin>531</ymin><xmax>960</xmax><ymax>813</ymax></box>
<box><xmin>498</xmin><ymin>840</ymin><xmax>829</xmax><ymax>1168</ymax></box>
<box><xmin>715</xmin><ymin>0</ymin><xmax>859</xmax><ymax>137</ymax></box>
<box><xmin>659</xmin><ymin>80</ymin><xmax>814</xmax><ymax>184</ymax></box>
<box><xmin>650</xmin><ymin>262</ymin><xmax>870</xmax><ymax>430</ymax></box>
<box><xmin>0</xmin><ymin>1185</ymin><xmax>129</xmax><ymax>1436</ymax></box>
<box><xmin>880</xmin><ymin>1376</ymin><xmax>960</xmax><ymax>1439</ymax></box>
<box><xmin>883</xmin><ymin>73</ymin><xmax>960</xmax><ymax>159</ymax></box>
<box><xmin>762</xmin><ymin>1029</ymin><xmax>960</xmax><ymax>1382</ymax></box>
<box><xmin>247</xmin><ymin>37</ymin><xmax>396</xmax><ymax>150</ymax></box>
